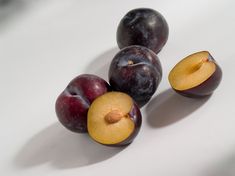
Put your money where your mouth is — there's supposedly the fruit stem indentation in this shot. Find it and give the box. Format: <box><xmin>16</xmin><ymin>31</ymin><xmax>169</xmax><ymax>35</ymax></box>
<box><xmin>192</xmin><ymin>58</ymin><xmax>208</xmax><ymax>72</ymax></box>
<box><xmin>128</xmin><ymin>60</ymin><xmax>134</xmax><ymax>65</ymax></box>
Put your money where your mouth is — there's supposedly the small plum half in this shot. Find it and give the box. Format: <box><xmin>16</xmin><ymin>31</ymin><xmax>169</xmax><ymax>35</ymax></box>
<box><xmin>55</xmin><ymin>74</ymin><xmax>111</xmax><ymax>133</ymax></box>
<box><xmin>168</xmin><ymin>51</ymin><xmax>222</xmax><ymax>98</ymax></box>
<box><xmin>87</xmin><ymin>92</ymin><xmax>142</xmax><ymax>146</ymax></box>
<box><xmin>109</xmin><ymin>45</ymin><xmax>162</xmax><ymax>107</ymax></box>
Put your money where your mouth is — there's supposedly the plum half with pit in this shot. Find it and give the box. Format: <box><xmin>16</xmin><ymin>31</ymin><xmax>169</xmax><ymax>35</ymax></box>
<box><xmin>87</xmin><ymin>92</ymin><xmax>142</xmax><ymax>146</ymax></box>
<box><xmin>168</xmin><ymin>51</ymin><xmax>222</xmax><ymax>98</ymax></box>
<box><xmin>55</xmin><ymin>74</ymin><xmax>111</xmax><ymax>133</ymax></box>
<box><xmin>117</xmin><ymin>8</ymin><xmax>169</xmax><ymax>54</ymax></box>
<box><xmin>108</xmin><ymin>45</ymin><xmax>162</xmax><ymax>107</ymax></box>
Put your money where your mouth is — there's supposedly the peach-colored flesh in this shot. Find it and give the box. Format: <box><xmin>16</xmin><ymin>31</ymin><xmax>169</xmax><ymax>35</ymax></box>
<box><xmin>169</xmin><ymin>51</ymin><xmax>216</xmax><ymax>91</ymax></box>
<box><xmin>88</xmin><ymin>92</ymin><xmax>135</xmax><ymax>145</ymax></box>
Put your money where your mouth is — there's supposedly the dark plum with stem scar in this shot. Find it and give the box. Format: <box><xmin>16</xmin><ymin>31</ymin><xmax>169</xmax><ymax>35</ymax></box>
<box><xmin>108</xmin><ymin>45</ymin><xmax>162</xmax><ymax>107</ymax></box>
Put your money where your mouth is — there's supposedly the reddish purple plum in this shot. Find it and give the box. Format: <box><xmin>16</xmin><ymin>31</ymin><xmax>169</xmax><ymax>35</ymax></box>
<box><xmin>55</xmin><ymin>74</ymin><xmax>111</xmax><ymax>133</ymax></box>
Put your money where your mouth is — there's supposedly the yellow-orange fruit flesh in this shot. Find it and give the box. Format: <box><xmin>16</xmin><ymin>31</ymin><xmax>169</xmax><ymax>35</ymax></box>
<box><xmin>169</xmin><ymin>51</ymin><xmax>216</xmax><ymax>91</ymax></box>
<box><xmin>88</xmin><ymin>92</ymin><xmax>135</xmax><ymax>145</ymax></box>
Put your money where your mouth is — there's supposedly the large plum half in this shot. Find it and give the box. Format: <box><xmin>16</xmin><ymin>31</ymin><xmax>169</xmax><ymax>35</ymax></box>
<box><xmin>88</xmin><ymin>91</ymin><xmax>142</xmax><ymax>146</ymax></box>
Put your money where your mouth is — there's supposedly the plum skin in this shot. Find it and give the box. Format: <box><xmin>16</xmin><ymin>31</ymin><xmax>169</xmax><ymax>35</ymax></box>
<box><xmin>55</xmin><ymin>74</ymin><xmax>111</xmax><ymax>133</ymax></box>
<box><xmin>117</xmin><ymin>8</ymin><xmax>169</xmax><ymax>54</ymax></box>
<box><xmin>108</xmin><ymin>45</ymin><xmax>162</xmax><ymax>107</ymax></box>
<box><xmin>174</xmin><ymin>55</ymin><xmax>222</xmax><ymax>98</ymax></box>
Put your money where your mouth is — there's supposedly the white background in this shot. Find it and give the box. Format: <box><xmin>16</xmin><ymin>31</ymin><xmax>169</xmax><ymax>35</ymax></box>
<box><xmin>1</xmin><ymin>0</ymin><xmax>235</xmax><ymax>176</ymax></box>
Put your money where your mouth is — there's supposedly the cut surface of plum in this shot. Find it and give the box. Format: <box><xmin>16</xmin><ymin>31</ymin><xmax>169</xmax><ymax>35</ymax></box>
<box><xmin>169</xmin><ymin>51</ymin><xmax>216</xmax><ymax>90</ymax></box>
<box><xmin>168</xmin><ymin>51</ymin><xmax>222</xmax><ymax>98</ymax></box>
<box><xmin>87</xmin><ymin>92</ymin><xmax>141</xmax><ymax>145</ymax></box>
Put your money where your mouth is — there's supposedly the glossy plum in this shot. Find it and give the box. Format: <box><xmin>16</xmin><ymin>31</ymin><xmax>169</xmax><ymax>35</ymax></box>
<box><xmin>117</xmin><ymin>8</ymin><xmax>169</xmax><ymax>54</ymax></box>
<box><xmin>108</xmin><ymin>45</ymin><xmax>162</xmax><ymax>107</ymax></box>
<box><xmin>55</xmin><ymin>74</ymin><xmax>111</xmax><ymax>133</ymax></box>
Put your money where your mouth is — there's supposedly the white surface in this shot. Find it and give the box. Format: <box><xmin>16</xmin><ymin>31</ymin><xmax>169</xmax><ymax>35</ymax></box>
<box><xmin>1</xmin><ymin>0</ymin><xmax>235</xmax><ymax>175</ymax></box>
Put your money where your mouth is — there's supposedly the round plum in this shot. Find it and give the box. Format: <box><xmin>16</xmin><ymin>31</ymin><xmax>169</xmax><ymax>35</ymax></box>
<box><xmin>108</xmin><ymin>45</ymin><xmax>162</xmax><ymax>107</ymax></box>
<box><xmin>55</xmin><ymin>74</ymin><xmax>111</xmax><ymax>133</ymax></box>
<box><xmin>117</xmin><ymin>8</ymin><xmax>169</xmax><ymax>54</ymax></box>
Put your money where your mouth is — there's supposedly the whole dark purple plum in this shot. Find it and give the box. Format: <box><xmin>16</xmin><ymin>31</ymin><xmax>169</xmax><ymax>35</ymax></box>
<box><xmin>108</xmin><ymin>45</ymin><xmax>162</xmax><ymax>107</ymax></box>
<box><xmin>117</xmin><ymin>8</ymin><xmax>169</xmax><ymax>54</ymax></box>
<box><xmin>55</xmin><ymin>74</ymin><xmax>111</xmax><ymax>133</ymax></box>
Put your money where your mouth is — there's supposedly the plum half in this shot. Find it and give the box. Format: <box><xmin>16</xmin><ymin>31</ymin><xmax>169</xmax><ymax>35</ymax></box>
<box><xmin>168</xmin><ymin>51</ymin><xmax>222</xmax><ymax>98</ymax></box>
<box><xmin>109</xmin><ymin>45</ymin><xmax>162</xmax><ymax>107</ymax></box>
<box><xmin>55</xmin><ymin>74</ymin><xmax>111</xmax><ymax>133</ymax></box>
<box><xmin>117</xmin><ymin>8</ymin><xmax>169</xmax><ymax>54</ymax></box>
<box><xmin>87</xmin><ymin>92</ymin><xmax>142</xmax><ymax>146</ymax></box>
